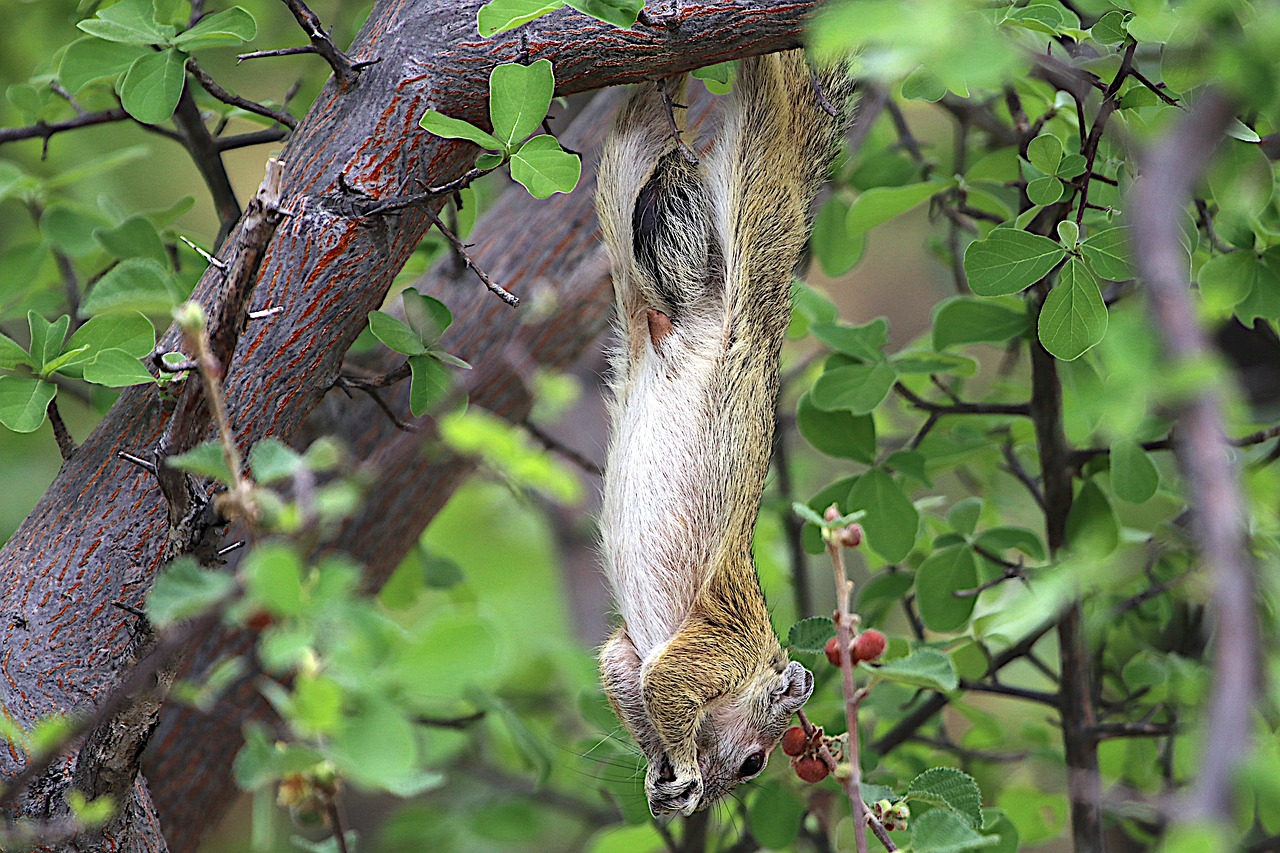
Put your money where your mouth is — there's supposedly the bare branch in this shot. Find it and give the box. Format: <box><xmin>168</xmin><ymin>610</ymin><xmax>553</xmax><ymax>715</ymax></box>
<box><xmin>1130</xmin><ymin>89</ymin><xmax>1259</xmax><ymax>824</ymax></box>
<box><xmin>0</xmin><ymin>108</ymin><xmax>129</xmax><ymax>147</ymax></box>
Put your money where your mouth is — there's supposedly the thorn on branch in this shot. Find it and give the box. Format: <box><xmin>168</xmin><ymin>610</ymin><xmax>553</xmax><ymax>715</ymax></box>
<box><xmin>278</xmin><ymin>0</ymin><xmax>375</xmax><ymax>85</ymax></box>
<box><xmin>117</xmin><ymin>451</ymin><xmax>158</xmax><ymax>476</ymax></box>
<box><xmin>655</xmin><ymin>77</ymin><xmax>698</xmax><ymax>165</ymax></box>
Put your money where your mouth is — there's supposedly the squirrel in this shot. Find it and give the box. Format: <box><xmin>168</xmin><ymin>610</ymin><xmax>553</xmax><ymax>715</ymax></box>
<box><xmin>596</xmin><ymin>50</ymin><xmax>855</xmax><ymax>817</ymax></box>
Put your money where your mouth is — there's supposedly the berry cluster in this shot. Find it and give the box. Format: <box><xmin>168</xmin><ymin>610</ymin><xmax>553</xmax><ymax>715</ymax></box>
<box><xmin>823</xmin><ymin>628</ymin><xmax>887</xmax><ymax>668</ymax></box>
<box><xmin>780</xmin><ymin>725</ymin><xmax>848</xmax><ymax>783</ymax></box>
<box><xmin>870</xmin><ymin>798</ymin><xmax>911</xmax><ymax>832</ymax></box>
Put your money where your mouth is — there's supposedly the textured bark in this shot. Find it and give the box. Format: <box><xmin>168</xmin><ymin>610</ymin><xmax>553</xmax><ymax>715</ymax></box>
<box><xmin>0</xmin><ymin>1</ymin><xmax>817</xmax><ymax>849</ymax></box>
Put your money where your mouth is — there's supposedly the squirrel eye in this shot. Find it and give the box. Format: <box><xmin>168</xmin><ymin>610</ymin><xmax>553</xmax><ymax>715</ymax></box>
<box><xmin>738</xmin><ymin>752</ymin><xmax>765</xmax><ymax>778</ymax></box>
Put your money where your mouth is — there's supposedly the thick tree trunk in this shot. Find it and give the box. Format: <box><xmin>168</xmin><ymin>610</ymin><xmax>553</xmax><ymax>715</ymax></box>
<box><xmin>0</xmin><ymin>2</ymin><xmax>819</xmax><ymax>849</ymax></box>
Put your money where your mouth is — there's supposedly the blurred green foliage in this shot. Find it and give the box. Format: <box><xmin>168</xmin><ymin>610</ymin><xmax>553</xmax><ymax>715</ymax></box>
<box><xmin>2</xmin><ymin>0</ymin><xmax>1280</xmax><ymax>852</ymax></box>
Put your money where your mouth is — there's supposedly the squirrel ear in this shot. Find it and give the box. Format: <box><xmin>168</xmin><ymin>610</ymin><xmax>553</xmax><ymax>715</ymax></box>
<box><xmin>773</xmin><ymin>661</ymin><xmax>814</xmax><ymax>712</ymax></box>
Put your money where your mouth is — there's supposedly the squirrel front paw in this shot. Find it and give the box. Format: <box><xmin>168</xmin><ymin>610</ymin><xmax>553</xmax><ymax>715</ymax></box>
<box><xmin>646</xmin><ymin>755</ymin><xmax>704</xmax><ymax>817</ymax></box>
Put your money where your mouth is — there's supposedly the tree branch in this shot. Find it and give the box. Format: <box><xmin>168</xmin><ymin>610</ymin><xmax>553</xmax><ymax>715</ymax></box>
<box><xmin>1129</xmin><ymin>89</ymin><xmax>1259</xmax><ymax>825</ymax></box>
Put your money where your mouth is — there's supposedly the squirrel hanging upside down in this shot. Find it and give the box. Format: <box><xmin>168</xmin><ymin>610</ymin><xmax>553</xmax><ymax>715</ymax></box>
<box><xmin>596</xmin><ymin>50</ymin><xmax>856</xmax><ymax>816</ymax></box>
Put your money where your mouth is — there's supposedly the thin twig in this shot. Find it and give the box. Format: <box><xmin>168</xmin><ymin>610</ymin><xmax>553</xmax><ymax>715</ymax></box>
<box><xmin>522</xmin><ymin>419</ymin><xmax>603</xmax><ymax>477</ymax></box>
<box><xmin>238</xmin><ymin>44</ymin><xmax>318</xmax><ymax>63</ymax></box>
<box><xmin>0</xmin><ymin>108</ymin><xmax>129</xmax><ymax>146</ymax></box>
<box><xmin>422</xmin><ymin>206</ymin><xmax>520</xmax><ymax>308</ymax></box>
<box><xmin>894</xmin><ymin>382</ymin><xmax>1030</xmax><ymax>417</ymax></box>
<box><xmin>825</xmin><ymin>537</ymin><xmax>870</xmax><ymax>853</ymax></box>
<box><xmin>186</xmin><ymin>59</ymin><xmax>298</xmax><ymax>130</ymax></box>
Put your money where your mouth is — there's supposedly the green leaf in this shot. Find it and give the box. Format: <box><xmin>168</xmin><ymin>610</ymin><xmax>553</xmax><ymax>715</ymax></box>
<box><xmin>244</xmin><ymin>542</ymin><xmax>304</xmax><ymax>616</ymax></box>
<box><xmin>402</xmin><ymin>288</ymin><xmax>451</xmax><ymax>344</ymax></box>
<box><xmin>566</xmin><ymin>0</ymin><xmax>644</xmax><ymax>28</ymax></box>
<box><xmin>477</xmin><ymin>0</ymin><xmax>566</xmax><ymax>37</ymax></box>
<box><xmin>1057</xmin><ymin>220</ymin><xmax>1079</xmax><ymax>248</ymax></box>
<box><xmin>1038</xmin><ymin>258</ymin><xmax>1107</xmax><ymax>361</ymax></box>
<box><xmin>1110</xmin><ymin>438</ymin><xmax>1159</xmax><ymax>504</ymax></box>
<box><xmin>787</xmin><ymin>616</ymin><xmax>835</xmax><ymax>654</ymax></box>
<box><xmin>964</xmin><ymin>229</ymin><xmax>1065</xmax><ymax>296</ymax></box>
<box><xmin>1004</xmin><ymin>3</ymin><xmax>1063</xmax><ymax>34</ymax></box>
<box><xmin>812</xmin><ymin>196</ymin><xmax>864</xmax><ymax>276</ymax></box>
<box><xmin>1079</xmin><ymin>226</ymin><xmax>1134</xmax><ymax>281</ymax></box>
<box><xmin>78</xmin><ymin>0</ymin><xmax>172</xmax><ymax>45</ymax></box>
<box><xmin>82</xmin><ymin>348</ymin><xmax>156</xmax><ymax>386</ymax></box>
<box><xmin>1026</xmin><ymin>176</ymin><xmax>1063</xmax><ymax>206</ymax></box>
<box><xmin>1198</xmin><ymin>251</ymin><xmax>1257</xmax><ymax>314</ymax></box>
<box><xmin>95</xmin><ymin>215</ymin><xmax>168</xmax><ymax>266</ymax></box>
<box><xmin>368</xmin><ymin>311</ymin><xmax>427</xmax><ymax>355</ymax></box>
<box><xmin>59</xmin><ymin>312</ymin><xmax>155</xmax><ymax>378</ymax></box>
<box><xmin>792</xmin><ymin>502</ymin><xmax>827</xmax><ymax>527</ymax></box>
<box><xmin>915</xmin><ymin>544</ymin><xmax>979</xmax><ymax>632</ymax></box>
<box><xmin>509</xmin><ymin>134</ymin><xmax>581</xmax><ymax>198</ymax></box>
<box><xmin>846</xmin><ymin>182</ymin><xmax>940</xmax><ymax>236</ymax></box>
<box><xmin>0</xmin><ymin>334</ymin><xmax>29</xmax><ymax>370</ymax></box>
<box><xmin>28</xmin><ymin>312</ymin><xmax>69</xmax><ymax>374</ymax></box>
<box><xmin>858</xmin><ymin>570</ymin><xmax>915</xmax><ymax>612</ymax></box>
<box><xmin>60</xmin><ymin>38</ymin><xmax>149</xmax><ymax>92</ymax></box>
<box><xmin>747</xmin><ymin>779</ymin><xmax>806</xmax><ymax>850</ymax></box>
<box><xmin>1226</xmin><ymin>119</ymin><xmax>1262</xmax><ymax>143</ymax></box>
<box><xmin>891</xmin><ymin>351</ymin><xmax>977</xmax><ymax>376</ymax></box>
<box><xmin>1025</xmin><ymin>134</ymin><xmax>1063</xmax><ymax>175</ymax></box>
<box><xmin>408</xmin><ymin>353</ymin><xmax>451</xmax><ymax>416</ymax></box>
<box><xmin>80</xmin><ymin>258</ymin><xmax>181</xmax><ymax>316</ymax></box>
<box><xmin>910</xmin><ymin>809</ymin><xmax>1000</xmax><ymax>853</ymax></box>
<box><xmin>1091</xmin><ymin>10</ymin><xmax>1129</xmax><ymax>43</ymax></box>
<box><xmin>871</xmin><ymin>647</ymin><xmax>959</xmax><ymax>692</ymax></box>
<box><xmin>974</xmin><ymin>526</ymin><xmax>1045</xmax><ymax>560</ymax></box>
<box><xmin>1235</xmin><ymin>251</ymin><xmax>1280</xmax><ymax>328</ymax></box>
<box><xmin>419</xmin><ymin>110</ymin><xmax>503</xmax><ymax>150</ymax></box>
<box><xmin>908</xmin><ymin>767</ymin><xmax>985</xmax><ymax>829</ymax></box>
<box><xmin>692</xmin><ymin>61</ymin><xmax>733</xmax><ymax>86</ymax></box>
<box><xmin>0</xmin><ymin>377</ymin><xmax>55</xmax><ymax>433</ymax></box>
<box><xmin>489</xmin><ymin>59</ymin><xmax>555</xmax><ymax>147</ymax></box>
<box><xmin>795</xmin><ymin>392</ymin><xmax>875</xmax><ymax>462</ymax></box>
<box><xmin>432</xmin><ymin>350</ymin><xmax>472</xmax><ymax>370</ymax></box>
<box><xmin>120</xmin><ymin>48</ymin><xmax>187</xmax><ymax>124</ymax></box>
<box><xmin>173</xmin><ymin>7</ymin><xmax>257</xmax><ymax>49</ymax></box>
<box><xmin>811</xmin><ymin>318</ymin><xmax>889</xmax><ymax>361</ymax></box>
<box><xmin>932</xmin><ymin>297</ymin><xmax>1029</xmax><ymax>349</ymax></box>
<box><xmin>1065</xmin><ymin>479</ymin><xmax>1119</xmax><ymax>557</ymax></box>
<box><xmin>810</xmin><ymin>361</ymin><xmax>898</xmax><ymax>415</ymax></box>
<box><xmin>249</xmin><ymin>438</ymin><xmax>304</xmax><ymax>485</ymax></box>
<box><xmin>147</xmin><ymin>557</ymin><xmax>235</xmax><ymax>628</ymax></box>
<box><xmin>166</xmin><ymin>440</ymin><xmax>233</xmax><ymax>483</ymax></box>
<box><xmin>40</xmin><ymin>204</ymin><xmax>110</xmax><ymax>257</ymax></box>
<box><xmin>846</xmin><ymin>469</ymin><xmax>919</xmax><ymax>562</ymax></box>
<box><xmin>42</xmin><ymin>346</ymin><xmax>90</xmax><ymax>377</ymax></box>
<box><xmin>420</xmin><ymin>550</ymin><xmax>465</xmax><ymax>589</ymax></box>
<box><xmin>902</xmin><ymin>65</ymin><xmax>947</xmax><ymax>101</ymax></box>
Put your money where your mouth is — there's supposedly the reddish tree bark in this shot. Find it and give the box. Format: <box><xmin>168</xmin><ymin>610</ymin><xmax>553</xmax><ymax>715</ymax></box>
<box><xmin>0</xmin><ymin>1</ymin><xmax>820</xmax><ymax>849</ymax></box>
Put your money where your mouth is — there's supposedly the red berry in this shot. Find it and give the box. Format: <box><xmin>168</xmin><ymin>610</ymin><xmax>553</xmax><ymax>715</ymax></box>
<box><xmin>245</xmin><ymin>610</ymin><xmax>274</xmax><ymax>632</ymax></box>
<box><xmin>838</xmin><ymin>523</ymin><xmax>864</xmax><ymax>548</ymax></box>
<box><xmin>781</xmin><ymin>726</ymin><xmax>808</xmax><ymax>757</ymax></box>
<box><xmin>794</xmin><ymin>756</ymin><xmax>829</xmax><ymax>783</ymax></box>
<box><xmin>854</xmin><ymin>629</ymin><xmax>887</xmax><ymax>662</ymax></box>
<box><xmin>823</xmin><ymin>636</ymin><xmax>842</xmax><ymax>667</ymax></box>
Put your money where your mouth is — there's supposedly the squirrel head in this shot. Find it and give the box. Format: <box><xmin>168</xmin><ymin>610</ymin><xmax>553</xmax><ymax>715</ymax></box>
<box><xmin>601</xmin><ymin>632</ymin><xmax>813</xmax><ymax>816</ymax></box>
